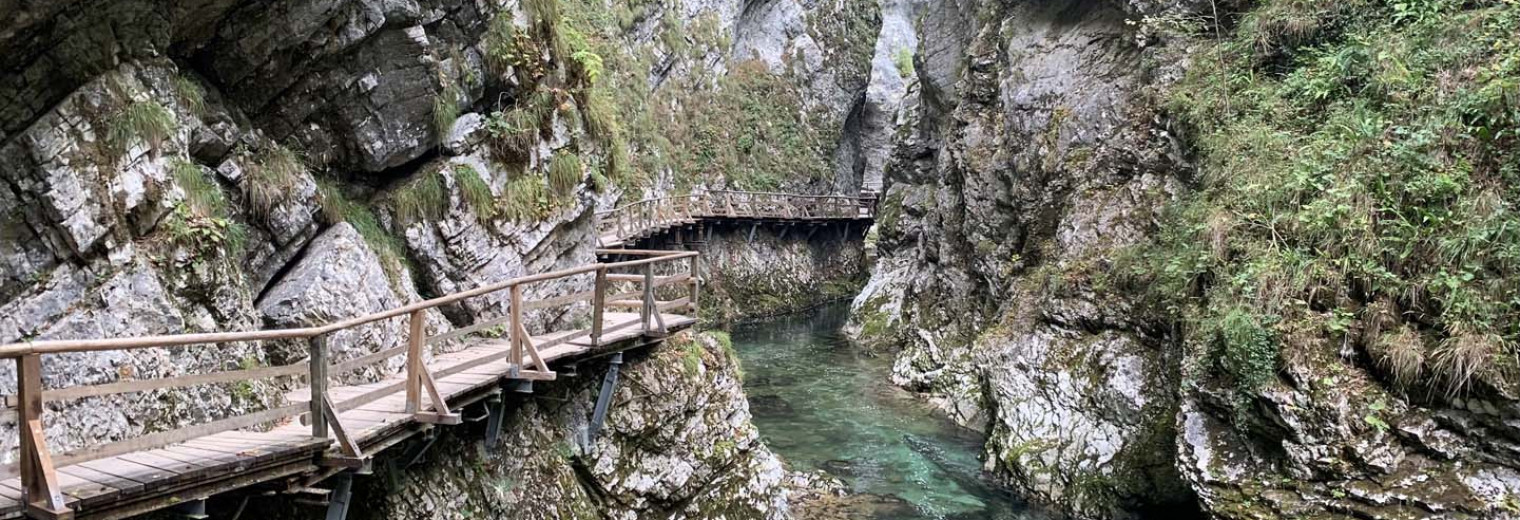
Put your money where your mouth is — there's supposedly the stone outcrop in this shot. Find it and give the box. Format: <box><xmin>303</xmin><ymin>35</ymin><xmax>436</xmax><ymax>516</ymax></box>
<box><xmin>854</xmin><ymin>0</ymin><xmax>1520</xmax><ymax>519</ymax></box>
<box><xmin>643</xmin><ymin>224</ymin><xmax>868</xmax><ymax>324</ymax></box>
<box><xmin>850</xmin><ymin>0</ymin><xmax>1200</xmax><ymax>516</ymax></box>
<box><xmin>339</xmin><ymin>332</ymin><xmax>801</xmax><ymax>520</ymax></box>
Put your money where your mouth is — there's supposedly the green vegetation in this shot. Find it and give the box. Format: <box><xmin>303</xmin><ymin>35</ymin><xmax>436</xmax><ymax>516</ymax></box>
<box><xmin>171</xmin><ymin>75</ymin><xmax>207</xmax><ymax>116</ymax></box>
<box><xmin>165</xmin><ymin>158</ymin><xmax>246</xmax><ymax>260</ymax></box>
<box><xmin>497</xmin><ymin>175</ymin><xmax>552</xmax><ymax>222</ymax></box>
<box><xmin>109</xmin><ymin>99</ymin><xmax>176</xmax><ymax>155</ymax></box>
<box><xmin>681</xmin><ymin>339</ymin><xmax>705</xmax><ymax>375</ymax></box>
<box><xmin>453</xmin><ymin>164</ymin><xmax>497</xmax><ymax>221</ymax></box>
<box><xmin>433</xmin><ymin>86</ymin><xmax>461</xmax><ymax>139</ymax></box>
<box><xmin>241</xmin><ymin>144</ymin><xmax>303</xmax><ymax>216</ymax></box>
<box><xmin>894</xmin><ymin>47</ymin><xmax>915</xmax><ymax>78</ymax></box>
<box><xmin>548</xmin><ymin>150</ymin><xmax>583</xmax><ymax>197</ymax></box>
<box><xmin>316</xmin><ymin>180</ymin><xmax>409</xmax><ymax>285</ymax></box>
<box><xmin>1125</xmin><ymin>0</ymin><xmax>1520</xmax><ymax>400</ymax></box>
<box><xmin>390</xmin><ymin>169</ymin><xmax>449</xmax><ymax>224</ymax></box>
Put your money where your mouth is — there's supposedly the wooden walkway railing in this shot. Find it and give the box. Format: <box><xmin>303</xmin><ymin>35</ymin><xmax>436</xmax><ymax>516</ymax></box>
<box><xmin>595</xmin><ymin>190</ymin><xmax>876</xmax><ymax>247</ymax></box>
<box><xmin>0</xmin><ymin>249</ymin><xmax>700</xmax><ymax>519</ymax></box>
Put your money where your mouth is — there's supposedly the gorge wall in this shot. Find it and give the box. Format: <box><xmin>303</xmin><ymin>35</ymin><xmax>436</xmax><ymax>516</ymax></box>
<box><xmin>854</xmin><ymin>0</ymin><xmax>1520</xmax><ymax>519</ymax></box>
<box><xmin>0</xmin><ymin>0</ymin><xmax>881</xmax><ymax>517</ymax></box>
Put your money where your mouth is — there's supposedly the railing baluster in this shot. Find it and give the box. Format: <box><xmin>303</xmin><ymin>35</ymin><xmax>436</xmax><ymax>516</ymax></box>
<box><xmin>18</xmin><ymin>353</ymin><xmax>68</xmax><ymax>516</ymax></box>
<box><xmin>689</xmin><ymin>255</ymin><xmax>701</xmax><ymax>314</ymax></box>
<box><xmin>641</xmin><ymin>264</ymin><xmax>654</xmax><ymax>334</ymax></box>
<box><xmin>404</xmin><ymin>310</ymin><xmax>424</xmax><ymax>413</ymax></box>
<box><xmin>309</xmin><ymin>335</ymin><xmax>328</xmax><ymax>438</ymax></box>
<box><xmin>510</xmin><ymin>284</ymin><xmax>524</xmax><ymax>372</ymax></box>
<box><xmin>592</xmin><ymin>266</ymin><xmax>607</xmax><ymax>345</ymax></box>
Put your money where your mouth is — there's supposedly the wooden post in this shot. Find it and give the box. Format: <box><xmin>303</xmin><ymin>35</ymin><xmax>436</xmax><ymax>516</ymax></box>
<box><xmin>18</xmin><ymin>354</ymin><xmax>68</xmax><ymax>515</ymax></box>
<box><xmin>309</xmin><ymin>335</ymin><xmax>328</xmax><ymax>438</ymax></box>
<box><xmin>641</xmin><ymin>263</ymin><xmax>654</xmax><ymax>334</ymax></box>
<box><xmin>405</xmin><ymin>310</ymin><xmax>425</xmax><ymax>414</ymax></box>
<box><xmin>592</xmin><ymin>267</ymin><xmax>607</xmax><ymax>346</ymax></box>
<box><xmin>510</xmin><ymin>284</ymin><xmax>524</xmax><ymax>371</ymax></box>
<box><xmin>689</xmin><ymin>255</ymin><xmax>701</xmax><ymax>315</ymax></box>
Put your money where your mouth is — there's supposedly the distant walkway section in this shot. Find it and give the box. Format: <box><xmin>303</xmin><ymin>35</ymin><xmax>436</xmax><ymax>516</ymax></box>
<box><xmin>596</xmin><ymin>190</ymin><xmax>877</xmax><ymax>247</ymax></box>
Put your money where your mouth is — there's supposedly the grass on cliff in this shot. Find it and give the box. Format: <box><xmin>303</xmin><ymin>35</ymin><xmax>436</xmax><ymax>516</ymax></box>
<box><xmin>109</xmin><ymin>99</ymin><xmax>176</xmax><ymax>156</ymax></box>
<box><xmin>1125</xmin><ymin>0</ymin><xmax>1520</xmax><ymax>402</ymax></box>
<box><xmin>241</xmin><ymin>144</ymin><xmax>303</xmax><ymax>216</ymax></box>
<box><xmin>316</xmin><ymin>179</ymin><xmax>410</xmax><ymax>286</ymax></box>
<box><xmin>165</xmin><ymin>158</ymin><xmax>247</xmax><ymax>260</ymax></box>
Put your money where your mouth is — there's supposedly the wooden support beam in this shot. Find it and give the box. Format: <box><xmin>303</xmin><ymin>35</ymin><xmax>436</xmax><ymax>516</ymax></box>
<box><xmin>320</xmin><ymin>396</ymin><xmax>362</xmax><ymax>459</ymax></box>
<box><xmin>18</xmin><ymin>354</ymin><xmax>70</xmax><ymax>518</ymax></box>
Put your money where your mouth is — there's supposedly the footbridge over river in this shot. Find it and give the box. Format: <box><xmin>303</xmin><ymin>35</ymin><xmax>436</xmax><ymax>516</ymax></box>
<box><xmin>0</xmin><ymin>190</ymin><xmax>875</xmax><ymax>520</ymax></box>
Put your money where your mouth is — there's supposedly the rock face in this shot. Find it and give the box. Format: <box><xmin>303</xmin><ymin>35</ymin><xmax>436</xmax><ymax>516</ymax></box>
<box><xmin>341</xmin><ymin>332</ymin><xmax>800</xmax><ymax>520</ymax></box>
<box><xmin>850</xmin><ymin>0</ymin><xmax>1198</xmax><ymax>516</ymax></box>
<box><xmin>642</xmin><ymin>224</ymin><xmax>869</xmax><ymax>324</ymax></box>
<box><xmin>855</xmin><ymin>0</ymin><xmax>1520</xmax><ymax>519</ymax></box>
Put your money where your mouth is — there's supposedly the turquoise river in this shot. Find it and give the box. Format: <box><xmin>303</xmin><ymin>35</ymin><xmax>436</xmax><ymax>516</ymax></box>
<box><xmin>733</xmin><ymin>303</ymin><xmax>1059</xmax><ymax>520</ymax></box>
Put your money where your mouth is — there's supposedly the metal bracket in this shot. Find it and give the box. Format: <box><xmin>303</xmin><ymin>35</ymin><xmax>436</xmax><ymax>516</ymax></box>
<box><xmin>324</xmin><ymin>472</ymin><xmax>354</xmax><ymax>520</ymax></box>
<box><xmin>589</xmin><ymin>353</ymin><xmax>624</xmax><ymax>441</ymax></box>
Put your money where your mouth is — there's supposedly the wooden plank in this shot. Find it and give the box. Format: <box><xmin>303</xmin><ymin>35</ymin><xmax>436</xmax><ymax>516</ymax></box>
<box><xmin>57</xmin><ymin>465</ymin><xmax>138</xmax><ymax>506</ymax></box>
<box><xmin>76</xmin><ymin>458</ymin><xmax>173</xmax><ymax>491</ymax></box>
<box><xmin>53</xmin><ymin>468</ymin><xmax>118</xmax><ymax>506</ymax></box>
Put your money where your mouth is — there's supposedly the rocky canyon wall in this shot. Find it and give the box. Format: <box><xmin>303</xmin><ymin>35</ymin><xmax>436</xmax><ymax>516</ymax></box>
<box><xmin>853</xmin><ymin>0</ymin><xmax>1520</xmax><ymax>518</ymax></box>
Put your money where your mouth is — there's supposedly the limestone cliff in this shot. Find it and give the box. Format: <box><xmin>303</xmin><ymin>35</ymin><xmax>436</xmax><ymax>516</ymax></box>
<box><xmin>853</xmin><ymin>0</ymin><xmax>1520</xmax><ymax>518</ymax></box>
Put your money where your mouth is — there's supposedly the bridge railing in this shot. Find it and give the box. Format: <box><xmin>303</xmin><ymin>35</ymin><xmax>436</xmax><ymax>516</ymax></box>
<box><xmin>595</xmin><ymin>189</ymin><xmax>875</xmax><ymax>245</ymax></box>
<box><xmin>0</xmin><ymin>250</ymin><xmax>699</xmax><ymax>516</ymax></box>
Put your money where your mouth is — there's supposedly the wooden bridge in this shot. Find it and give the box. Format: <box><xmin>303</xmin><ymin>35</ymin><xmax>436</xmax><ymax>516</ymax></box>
<box><xmin>0</xmin><ymin>189</ymin><xmax>876</xmax><ymax>520</ymax></box>
<box><xmin>596</xmin><ymin>190</ymin><xmax>876</xmax><ymax>247</ymax></box>
<box><xmin>0</xmin><ymin>248</ymin><xmax>699</xmax><ymax>520</ymax></box>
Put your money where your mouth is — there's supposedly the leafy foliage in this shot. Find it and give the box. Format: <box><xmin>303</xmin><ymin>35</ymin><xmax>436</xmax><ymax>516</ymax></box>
<box><xmin>166</xmin><ymin>158</ymin><xmax>246</xmax><ymax>260</ymax></box>
<box><xmin>1127</xmin><ymin>0</ymin><xmax>1520</xmax><ymax>398</ymax></box>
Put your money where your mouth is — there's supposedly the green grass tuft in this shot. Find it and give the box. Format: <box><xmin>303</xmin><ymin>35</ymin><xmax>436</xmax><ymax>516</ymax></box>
<box><xmin>317</xmin><ymin>180</ymin><xmax>411</xmax><ymax>286</ymax></box>
<box><xmin>171</xmin><ymin>75</ymin><xmax>207</xmax><ymax>116</ymax></box>
<box><xmin>496</xmin><ymin>175</ymin><xmax>550</xmax><ymax>222</ymax></box>
<box><xmin>893</xmin><ymin>47</ymin><xmax>914</xmax><ymax>78</ymax></box>
<box><xmin>109</xmin><ymin>99</ymin><xmax>176</xmax><ymax>155</ymax></box>
<box><xmin>433</xmin><ymin>86</ymin><xmax>461</xmax><ymax>140</ymax></box>
<box><xmin>547</xmin><ymin>150</ymin><xmax>583</xmax><ymax>197</ymax></box>
<box><xmin>452</xmin><ymin>164</ymin><xmax>497</xmax><ymax>221</ymax></box>
<box><xmin>390</xmin><ymin>169</ymin><xmax>449</xmax><ymax>225</ymax></box>
<box><xmin>242</xmin><ymin>145</ymin><xmax>303</xmax><ymax>216</ymax></box>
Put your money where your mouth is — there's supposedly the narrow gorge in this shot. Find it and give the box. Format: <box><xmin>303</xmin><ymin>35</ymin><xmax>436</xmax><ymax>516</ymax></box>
<box><xmin>3</xmin><ymin>0</ymin><xmax>1520</xmax><ymax>519</ymax></box>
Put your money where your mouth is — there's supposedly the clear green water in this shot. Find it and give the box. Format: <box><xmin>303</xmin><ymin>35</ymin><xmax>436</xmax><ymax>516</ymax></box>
<box><xmin>733</xmin><ymin>304</ymin><xmax>1058</xmax><ymax>520</ymax></box>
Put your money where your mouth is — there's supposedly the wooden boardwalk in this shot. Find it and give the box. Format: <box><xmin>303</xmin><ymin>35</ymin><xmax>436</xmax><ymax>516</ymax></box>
<box><xmin>0</xmin><ymin>249</ymin><xmax>700</xmax><ymax>520</ymax></box>
<box><xmin>596</xmin><ymin>189</ymin><xmax>876</xmax><ymax>247</ymax></box>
